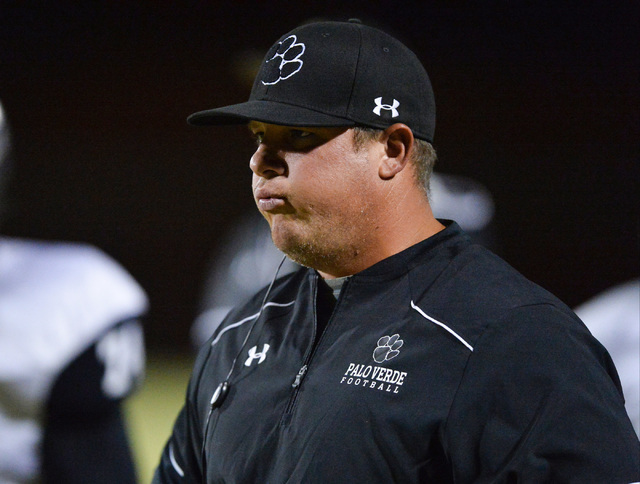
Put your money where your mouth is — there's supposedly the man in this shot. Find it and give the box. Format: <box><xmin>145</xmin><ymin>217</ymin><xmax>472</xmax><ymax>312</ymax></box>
<box><xmin>155</xmin><ymin>20</ymin><xmax>639</xmax><ymax>482</ymax></box>
<box><xmin>0</xmin><ymin>101</ymin><xmax>148</xmax><ymax>483</ymax></box>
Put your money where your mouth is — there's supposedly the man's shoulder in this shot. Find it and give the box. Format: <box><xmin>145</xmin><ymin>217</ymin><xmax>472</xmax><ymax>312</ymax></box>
<box><xmin>407</xmin><ymin>240</ymin><xmax>578</xmax><ymax>348</ymax></box>
<box><xmin>203</xmin><ymin>267</ymin><xmax>309</xmax><ymax>342</ymax></box>
<box><xmin>192</xmin><ymin>265</ymin><xmax>307</xmax><ymax>348</ymax></box>
<box><xmin>413</xmin><ymin>239</ymin><xmax>563</xmax><ymax>309</ymax></box>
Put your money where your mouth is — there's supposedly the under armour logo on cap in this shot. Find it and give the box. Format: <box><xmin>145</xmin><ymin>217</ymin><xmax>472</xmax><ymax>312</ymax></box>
<box><xmin>261</xmin><ymin>35</ymin><xmax>306</xmax><ymax>86</ymax></box>
<box><xmin>373</xmin><ymin>97</ymin><xmax>400</xmax><ymax>118</ymax></box>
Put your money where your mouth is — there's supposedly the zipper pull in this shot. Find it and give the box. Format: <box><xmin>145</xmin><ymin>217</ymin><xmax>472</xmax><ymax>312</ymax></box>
<box><xmin>292</xmin><ymin>365</ymin><xmax>308</xmax><ymax>388</ymax></box>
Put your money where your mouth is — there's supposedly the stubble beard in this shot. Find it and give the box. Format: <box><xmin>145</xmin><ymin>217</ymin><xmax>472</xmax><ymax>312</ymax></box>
<box><xmin>269</xmin><ymin>211</ymin><xmax>372</xmax><ymax>275</ymax></box>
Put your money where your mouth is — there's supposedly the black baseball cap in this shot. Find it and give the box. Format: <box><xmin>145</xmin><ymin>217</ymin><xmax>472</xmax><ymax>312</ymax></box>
<box><xmin>187</xmin><ymin>19</ymin><xmax>436</xmax><ymax>142</ymax></box>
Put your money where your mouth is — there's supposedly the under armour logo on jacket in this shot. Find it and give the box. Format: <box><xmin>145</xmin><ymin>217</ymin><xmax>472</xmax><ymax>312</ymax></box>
<box><xmin>373</xmin><ymin>97</ymin><xmax>400</xmax><ymax>118</ymax></box>
<box><xmin>245</xmin><ymin>344</ymin><xmax>271</xmax><ymax>366</ymax></box>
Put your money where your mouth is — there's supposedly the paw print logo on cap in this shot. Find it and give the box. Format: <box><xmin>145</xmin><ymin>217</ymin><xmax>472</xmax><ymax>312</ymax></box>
<box><xmin>373</xmin><ymin>334</ymin><xmax>404</xmax><ymax>363</ymax></box>
<box><xmin>261</xmin><ymin>35</ymin><xmax>305</xmax><ymax>86</ymax></box>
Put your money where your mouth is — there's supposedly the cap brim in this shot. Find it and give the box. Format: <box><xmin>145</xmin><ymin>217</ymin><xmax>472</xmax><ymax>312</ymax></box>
<box><xmin>187</xmin><ymin>100</ymin><xmax>356</xmax><ymax>128</ymax></box>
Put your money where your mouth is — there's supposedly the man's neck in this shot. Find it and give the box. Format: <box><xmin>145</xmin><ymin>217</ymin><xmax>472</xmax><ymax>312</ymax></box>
<box><xmin>318</xmin><ymin>212</ymin><xmax>444</xmax><ymax>279</ymax></box>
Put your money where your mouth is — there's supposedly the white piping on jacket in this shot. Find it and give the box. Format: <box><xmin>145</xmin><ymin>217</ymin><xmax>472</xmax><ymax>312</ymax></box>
<box><xmin>411</xmin><ymin>300</ymin><xmax>474</xmax><ymax>352</ymax></box>
<box><xmin>169</xmin><ymin>442</ymin><xmax>185</xmax><ymax>477</ymax></box>
<box><xmin>210</xmin><ymin>300</ymin><xmax>296</xmax><ymax>347</ymax></box>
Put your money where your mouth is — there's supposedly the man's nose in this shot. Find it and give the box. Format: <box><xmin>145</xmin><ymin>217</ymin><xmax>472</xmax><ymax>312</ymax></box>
<box><xmin>250</xmin><ymin>145</ymin><xmax>287</xmax><ymax>178</ymax></box>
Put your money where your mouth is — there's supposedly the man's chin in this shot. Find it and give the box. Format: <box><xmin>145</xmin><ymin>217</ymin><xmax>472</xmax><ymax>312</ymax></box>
<box><xmin>272</xmin><ymin>234</ymin><xmax>319</xmax><ymax>269</ymax></box>
<box><xmin>270</xmin><ymin>223</ymin><xmax>301</xmax><ymax>253</ymax></box>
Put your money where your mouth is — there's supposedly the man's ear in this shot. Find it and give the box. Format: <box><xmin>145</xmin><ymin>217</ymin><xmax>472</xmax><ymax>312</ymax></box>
<box><xmin>378</xmin><ymin>123</ymin><xmax>414</xmax><ymax>180</ymax></box>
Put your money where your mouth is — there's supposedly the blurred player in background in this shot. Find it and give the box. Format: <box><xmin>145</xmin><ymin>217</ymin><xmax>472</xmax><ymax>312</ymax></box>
<box><xmin>0</xmin><ymin>101</ymin><xmax>148</xmax><ymax>483</ymax></box>
<box><xmin>575</xmin><ymin>278</ymin><xmax>640</xmax><ymax>437</ymax></box>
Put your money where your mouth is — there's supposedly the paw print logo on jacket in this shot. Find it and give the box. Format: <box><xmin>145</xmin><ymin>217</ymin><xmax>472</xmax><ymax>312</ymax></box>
<box><xmin>261</xmin><ymin>35</ymin><xmax>305</xmax><ymax>86</ymax></box>
<box><xmin>373</xmin><ymin>334</ymin><xmax>404</xmax><ymax>363</ymax></box>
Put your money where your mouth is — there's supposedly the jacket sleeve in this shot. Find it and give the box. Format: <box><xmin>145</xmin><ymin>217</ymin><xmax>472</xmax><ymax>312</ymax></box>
<box><xmin>153</xmin><ymin>349</ymin><xmax>211</xmax><ymax>484</ymax></box>
<box><xmin>152</xmin><ymin>402</ymin><xmax>203</xmax><ymax>484</ymax></box>
<box><xmin>445</xmin><ymin>304</ymin><xmax>640</xmax><ymax>483</ymax></box>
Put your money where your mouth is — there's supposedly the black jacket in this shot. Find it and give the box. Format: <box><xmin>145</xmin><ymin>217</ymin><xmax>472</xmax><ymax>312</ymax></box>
<box><xmin>154</xmin><ymin>222</ymin><xmax>640</xmax><ymax>483</ymax></box>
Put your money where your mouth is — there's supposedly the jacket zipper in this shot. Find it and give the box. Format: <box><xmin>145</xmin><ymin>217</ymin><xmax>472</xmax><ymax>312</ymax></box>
<box><xmin>281</xmin><ymin>273</ymin><xmax>318</xmax><ymax>419</ymax></box>
<box><xmin>291</xmin><ymin>365</ymin><xmax>308</xmax><ymax>389</ymax></box>
<box><xmin>281</xmin><ymin>274</ymin><xmax>349</xmax><ymax>421</ymax></box>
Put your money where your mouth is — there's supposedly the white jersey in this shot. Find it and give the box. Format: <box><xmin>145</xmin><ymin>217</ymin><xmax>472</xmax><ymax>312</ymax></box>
<box><xmin>0</xmin><ymin>237</ymin><xmax>148</xmax><ymax>483</ymax></box>
<box><xmin>575</xmin><ymin>279</ymin><xmax>640</xmax><ymax>437</ymax></box>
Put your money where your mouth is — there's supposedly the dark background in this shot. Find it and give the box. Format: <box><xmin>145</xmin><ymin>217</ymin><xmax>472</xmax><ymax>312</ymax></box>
<box><xmin>1</xmin><ymin>1</ymin><xmax>638</xmax><ymax>353</ymax></box>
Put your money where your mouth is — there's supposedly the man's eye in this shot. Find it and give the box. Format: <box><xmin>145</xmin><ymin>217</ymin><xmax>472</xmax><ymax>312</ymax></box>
<box><xmin>290</xmin><ymin>129</ymin><xmax>312</xmax><ymax>139</ymax></box>
<box><xmin>253</xmin><ymin>132</ymin><xmax>264</xmax><ymax>144</ymax></box>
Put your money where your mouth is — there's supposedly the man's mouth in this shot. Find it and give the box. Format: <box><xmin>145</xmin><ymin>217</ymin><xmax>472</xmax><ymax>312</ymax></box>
<box><xmin>257</xmin><ymin>197</ymin><xmax>286</xmax><ymax>212</ymax></box>
<box><xmin>254</xmin><ymin>187</ymin><xmax>287</xmax><ymax>212</ymax></box>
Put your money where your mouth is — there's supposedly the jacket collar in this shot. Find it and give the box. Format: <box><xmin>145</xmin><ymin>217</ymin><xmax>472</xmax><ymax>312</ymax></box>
<box><xmin>310</xmin><ymin>220</ymin><xmax>469</xmax><ymax>284</ymax></box>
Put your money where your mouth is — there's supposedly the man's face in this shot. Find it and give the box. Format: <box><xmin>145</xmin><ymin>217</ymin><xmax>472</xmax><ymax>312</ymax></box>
<box><xmin>249</xmin><ymin>122</ymin><xmax>380</xmax><ymax>274</ymax></box>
